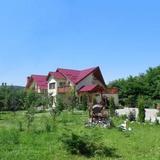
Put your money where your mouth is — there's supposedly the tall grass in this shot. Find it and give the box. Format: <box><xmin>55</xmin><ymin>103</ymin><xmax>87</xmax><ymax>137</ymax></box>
<box><xmin>0</xmin><ymin>111</ymin><xmax>160</xmax><ymax>160</ymax></box>
<box><xmin>0</xmin><ymin>129</ymin><xmax>20</xmax><ymax>145</ymax></box>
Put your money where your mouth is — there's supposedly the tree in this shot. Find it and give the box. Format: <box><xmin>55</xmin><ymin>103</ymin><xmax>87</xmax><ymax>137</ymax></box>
<box><xmin>24</xmin><ymin>90</ymin><xmax>46</xmax><ymax>130</ymax></box>
<box><xmin>138</xmin><ymin>96</ymin><xmax>145</xmax><ymax>123</ymax></box>
<box><xmin>109</xmin><ymin>97</ymin><xmax>116</xmax><ymax>117</ymax></box>
<box><xmin>109</xmin><ymin>65</ymin><xmax>160</xmax><ymax>108</ymax></box>
<box><xmin>0</xmin><ymin>85</ymin><xmax>25</xmax><ymax>111</ymax></box>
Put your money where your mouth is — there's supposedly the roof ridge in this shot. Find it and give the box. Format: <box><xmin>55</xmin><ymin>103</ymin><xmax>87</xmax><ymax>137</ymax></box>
<box><xmin>57</xmin><ymin>68</ymin><xmax>81</xmax><ymax>72</ymax></box>
<box><xmin>31</xmin><ymin>74</ymin><xmax>47</xmax><ymax>77</ymax></box>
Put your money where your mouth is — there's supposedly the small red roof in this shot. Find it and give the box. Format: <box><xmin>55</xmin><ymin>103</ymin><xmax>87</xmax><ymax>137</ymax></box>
<box><xmin>26</xmin><ymin>75</ymin><xmax>48</xmax><ymax>90</ymax></box>
<box><xmin>47</xmin><ymin>72</ymin><xmax>65</xmax><ymax>80</ymax></box>
<box><xmin>79</xmin><ymin>85</ymin><xmax>104</xmax><ymax>93</ymax></box>
<box><xmin>105</xmin><ymin>87</ymin><xmax>118</xmax><ymax>94</ymax></box>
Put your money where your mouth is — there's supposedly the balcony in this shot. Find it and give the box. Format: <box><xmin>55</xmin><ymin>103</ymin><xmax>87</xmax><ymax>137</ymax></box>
<box><xmin>57</xmin><ymin>86</ymin><xmax>71</xmax><ymax>93</ymax></box>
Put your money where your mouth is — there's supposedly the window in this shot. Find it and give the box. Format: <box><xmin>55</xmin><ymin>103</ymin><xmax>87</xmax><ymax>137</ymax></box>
<box><xmin>59</xmin><ymin>82</ymin><xmax>66</xmax><ymax>87</ymax></box>
<box><xmin>49</xmin><ymin>83</ymin><xmax>55</xmax><ymax>89</ymax></box>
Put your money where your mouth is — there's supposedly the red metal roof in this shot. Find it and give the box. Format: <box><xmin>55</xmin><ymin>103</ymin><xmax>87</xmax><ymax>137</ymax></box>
<box><xmin>79</xmin><ymin>85</ymin><xmax>104</xmax><ymax>93</ymax></box>
<box><xmin>57</xmin><ymin>67</ymin><xmax>98</xmax><ymax>84</ymax></box>
<box><xmin>26</xmin><ymin>75</ymin><xmax>48</xmax><ymax>90</ymax></box>
<box><xmin>105</xmin><ymin>87</ymin><xmax>118</xmax><ymax>94</ymax></box>
<box><xmin>47</xmin><ymin>72</ymin><xmax>65</xmax><ymax>80</ymax></box>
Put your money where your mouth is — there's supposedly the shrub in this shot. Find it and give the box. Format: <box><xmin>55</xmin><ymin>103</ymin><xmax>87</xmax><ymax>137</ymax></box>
<box><xmin>109</xmin><ymin>97</ymin><xmax>116</xmax><ymax>117</ymax></box>
<box><xmin>77</xmin><ymin>103</ymin><xmax>87</xmax><ymax>111</ymax></box>
<box><xmin>45</xmin><ymin>119</ymin><xmax>56</xmax><ymax>133</ymax></box>
<box><xmin>138</xmin><ymin>96</ymin><xmax>145</xmax><ymax>123</ymax></box>
<box><xmin>41</xmin><ymin>116</ymin><xmax>56</xmax><ymax>132</ymax></box>
<box><xmin>155</xmin><ymin>118</ymin><xmax>159</xmax><ymax>125</ymax></box>
<box><xmin>62</xmin><ymin>133</ymin><xmax>117</xmax><ymax>157</ymax></box>
<box><xmin>81</xmin><ymin>95</ymin><xmax>88</xmax><ymax>110</ymax></box>
<box><xmin>120</xmin><ymin>114</ymin><xmax>128</xmax><ymax>120</ymax></box>
<box><xmin>26</xmin><ymin>106</ymin><xmax>35</xmax><ymax>130</ymax></box>
<box><xmin>108</xmin><ymin>118</ymin><xmax>115</xmax><ymax>128</ymax></box>
<box><xmin>128</xmin><ymin>110</ymin><xmax>136</xmax><ymax>121</ymax></box>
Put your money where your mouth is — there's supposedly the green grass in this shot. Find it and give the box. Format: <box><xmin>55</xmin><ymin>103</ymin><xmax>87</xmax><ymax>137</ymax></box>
<box><xmin>0</xmin><ymin>111</ymin><xmax>160</xmax><ymax>160</ymax></box>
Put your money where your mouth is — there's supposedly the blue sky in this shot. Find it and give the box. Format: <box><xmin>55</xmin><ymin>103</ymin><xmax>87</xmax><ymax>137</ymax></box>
<box><xmin>0</xmin><ymin>0</ymin><xmax>160</xmax><ymax>86</ymax></box>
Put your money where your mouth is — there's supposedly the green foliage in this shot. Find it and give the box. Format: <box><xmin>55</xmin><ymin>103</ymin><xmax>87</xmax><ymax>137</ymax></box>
<box><xmin>55</xmin><ymin>95</ymin><xmax>66</xmax><ymax>113</ymax></box>
<box><xmin>0</xmin><ymin>129</ymin><xmax>20</xmax><ymax>145</ymax></box>
<box><xmin>0</xmin><ymin>85</ymin><xmax>25</xmax><ymax>111</ymax></box>
<box><xmin>50</xmin><ymin>95</ymin><xmax>66</xmax><ymax>120</ymax></box>
<box><xmin>67</xmin><ymin>89</ymin><xmax>78</xmax><ymax>112</ymax></box>
<box><xmin>42</xmin><ymin>116</ymin><xmax>56</xmax><ymax>132</ymax></box>
<box><xmin>128</xmin><ymin>111</ymin><xmax>136</xmax><ymax>121</ymax></box>
<box><xmin>77</xmin><ymin>95</ymin><xmax>88</xmax><ymax>110</ymax></box>
<box><xmin>45</xmin><ymin>122</ymin><xmax>52</xmax><ymax>132</ymax></box>
<box><xmin>110</xmin><ymin>66</ymin><xmax>160</xmax><ymax>107</ymax></box>
<box><xmin>1</xmin><ymin>111</ymin><xmax>160</xmax><ymax>159</ymax></box>
<box><xmin>109</xmin><ymin>97</ymin><xmax>116</xmax><ymax>117</ymax></box>
<box><xmin>18</xmin><ymin>121</ymin><xmax>24</xmax><ymax>132</ymax></box>
<box><xmin>138</xmin><ymin>96</ymin><xmax>145</xmax><ymax>123</ymax></box>
<box><xmin>125</xmin><ymin>95</ymin><xmax>136</xmax><ymax>108</ymax></box>
<box><xmin>24</xmin><ymin>90</ymin><xmax>40</xmax><ymax>109</ymax></box>
<box><xmin>62</xmin><ymin>133</ymin><xmax>117</xmax><ymax>157</ymax></box>
<box><xmin>155</xmin><ymin>118</ymin><xmax>160</xmax><ymax>125</ymax></box>
<box><xmin>26</xmin><ymin>106</ymin><xmax>35</xmax><ymax>130</ymax></box>
<box><xmin>0</xmin><ymin>85</ymin><xmax>50</xmax><ymax>112</ymax></box>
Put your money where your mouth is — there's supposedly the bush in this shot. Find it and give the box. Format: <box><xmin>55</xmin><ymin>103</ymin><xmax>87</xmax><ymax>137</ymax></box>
<box><xmin>26</xmin><ymin>106</ymin><xmax>35</xmax><ymax>130</ymax></box>
<box><xmin>119</xmin><ymin>114</ymin><xmax>128</xmax><ymax>120</ymax></box>
<box><xmin>62</xmin><ymin>133</ymin><xmax>117</xmax><ymax>157</ymax></box>
<box><xmin>77</xmin><ymin>95</ymin><xmax>88</xmax><ymax>111</ymax></box>
<box><xmin>138</xmin><ymin>96</ymin><xmax>145</xmax><ymax>123</ymax></box>
<box><xmin>109</xmin><ymin>97</ymin><xmax>116</xmax><ymax>117</ymax></box>
<box><xmin>128</xmin><ymin>111</ymin><xmax>136</xmax><ymax>121</ymax></box>
<box><xmin>77</xmin><ymin>103</ymin><xmax>87</xmax><ymax>111</ymax></box>
<box><xmin>155</xmin><ymin>118</ymin><xmax>160</xmax><ymax>125</ymax></box>
<box><xmin>41</xmin><ymin>116</ymin><xmax>56</xmax><ymax>132</ymax></box>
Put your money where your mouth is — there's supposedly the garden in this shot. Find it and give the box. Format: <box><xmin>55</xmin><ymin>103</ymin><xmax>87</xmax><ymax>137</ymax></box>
<box><xmin>0</xmin><ymin>110</ymin><xmax>160</xmax><ymax>160</ymax></box>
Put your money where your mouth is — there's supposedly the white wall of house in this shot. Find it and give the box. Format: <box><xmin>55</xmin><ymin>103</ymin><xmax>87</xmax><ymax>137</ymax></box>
<box><xmin>48</xmin><ymin>76</ymin><xmax>57</xmax><ymax>97</ymax></box>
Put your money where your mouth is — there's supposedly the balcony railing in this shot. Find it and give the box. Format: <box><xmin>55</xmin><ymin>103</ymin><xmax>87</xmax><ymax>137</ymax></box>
<box><xmin>57</xmin><ymin>86</ymin><xmax>71</xmax><ymax>93</ymax></box>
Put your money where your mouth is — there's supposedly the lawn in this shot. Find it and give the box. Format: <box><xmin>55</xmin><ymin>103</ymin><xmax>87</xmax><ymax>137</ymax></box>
<box><xmin>0</xmin><ymin>111</ymin><xmax>160</xmax><ymax>160</ymax></box>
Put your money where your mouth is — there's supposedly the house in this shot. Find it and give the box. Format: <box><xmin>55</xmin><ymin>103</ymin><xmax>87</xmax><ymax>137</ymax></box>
<box><xmin>26</xmin><ymin>66</ymin><xmax>119</xmax><ymax>107</ymax></box>
<box><xmin>46</xmin><ymin>66</ymin><xmax>118</xmax><ymax>107</ymax></box>
<box><xmin>26</xmin><ymin>75</ymin><xmax>48</xmax><ymax>94</ymax></box>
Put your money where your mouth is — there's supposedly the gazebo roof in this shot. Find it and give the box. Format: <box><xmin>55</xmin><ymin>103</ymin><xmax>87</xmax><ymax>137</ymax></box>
<box><xmin>79</xmin><ymin>85</ymin><xmax>104</xmax><ymax>93</ymax></box>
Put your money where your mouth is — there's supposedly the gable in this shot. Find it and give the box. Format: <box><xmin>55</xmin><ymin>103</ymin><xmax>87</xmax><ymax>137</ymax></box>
<box><xmin>56</xmin><ymin>66</ymin><xmax>105</xmax><ymax>86</ymax></box>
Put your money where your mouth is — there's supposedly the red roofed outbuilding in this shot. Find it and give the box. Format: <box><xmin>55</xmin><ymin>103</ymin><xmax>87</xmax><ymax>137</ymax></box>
<box><xmin>26</xmin><ymin>75</ymin><xmax>48</xmax><ymax>93</ymax></box>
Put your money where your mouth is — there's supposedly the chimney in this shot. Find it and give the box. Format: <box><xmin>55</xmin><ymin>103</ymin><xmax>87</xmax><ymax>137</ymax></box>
<box><xmin>26</xmin><ymin>76</ymin><xmax>31</xmax><ymax>88</ymax></box>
